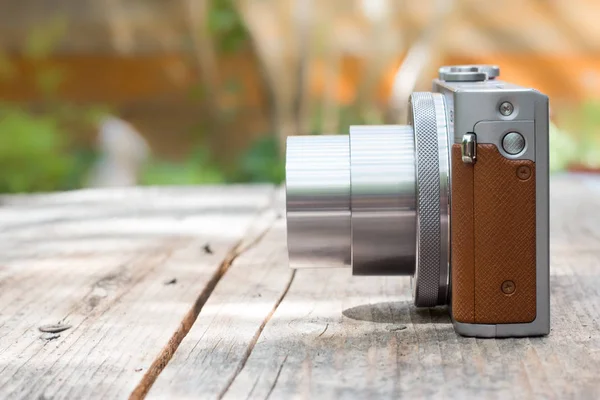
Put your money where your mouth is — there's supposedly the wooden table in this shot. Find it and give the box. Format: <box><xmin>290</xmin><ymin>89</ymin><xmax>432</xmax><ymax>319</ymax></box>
<box><xmin>0</xmin><ymin>176</ymin><xmax>599</xmax><ymax>399</ymax></box>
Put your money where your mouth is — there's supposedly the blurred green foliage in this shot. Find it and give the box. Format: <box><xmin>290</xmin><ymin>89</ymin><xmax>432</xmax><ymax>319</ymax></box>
<box><xmin>549</xmin><ymin>122</ymin><xmax>577</xmax><ymax>173</ymax></box>
<box><xmin>0</xmin><ymin>104</ymin><xmax>107</xmax><ymax>193</ymax></box>
<box><xmin>553</xmin><ymin>100</ymin><xmax>600</xmax><ymax>172</ymax></box>
<box><xmin>141</xmin><ymin>148</ymin><xmax>224</xmax><ymax>186</ymax></box>
<box><xmin>23</xmin><ymin>17</ymin><xmax>67</xmax><ymax>60</ymax></box>
<box><xmin>570</xmin><ymin>100</ymin><xmax>600</xmax><ymax>170</ymax></box>
<box><xmin>0</xmin><ymin>106</ymin><xmax>73</xmax><ymax>192</ymax></box>
<box><xmin>0</xmin><ymin>17</ymin><xmax>108</xmax><ymax>193</ymax></box>
<box><xmin>23</xmin><ymin>17</ymin><xmax>68</xmax><ymax>97</ymax></box>
<box><xmin>185</xmin><ymin>0</ymin><xmax>281</xmax><ymax>185</ymax></box>
<box><xmin>208</xmin><ymin>0</ymin><xmax>249</xmax><ymax>53</ymax></box>
<box><xmin>235</xmin><ymin>136</ymin><xmax>284</xmax><ymax>184</ymax></box>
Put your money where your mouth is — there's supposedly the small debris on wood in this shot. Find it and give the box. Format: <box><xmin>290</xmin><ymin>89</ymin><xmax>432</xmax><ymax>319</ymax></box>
<box><xmin>88</xmin><ymin>296</ymin><xmax>101</xmax><ymax>308</ymax></box>
<box><xmin>39</xmin><ymin>324</ymin><xmax>72</xmax><ymax>334</ymax></box>
<box><xmin>318</xmin><ymin>323</ymin><xmax>329</xmax><ymax>337</ymax></box>
<box><xmin>386</xmin><ymin>324</ymin><xmax>407</xmax><ymax>332</ymax></box>
<box><xmin>40</xmin><ymin>333</ymin><xmax>61</xmax><ymax>341</ymax></box>
<box><xmin>135</xmin><ymin>368</ymin><xmax>143</xmax><ymax>372</ymax></box>
<box><xmin>164</xmin><ymin>278</ymin><xmax>177</xmax><ymax>285</ymax></box>
<box><xmin>203</xmin><ymin>243</ymin><xmax>213</xmax><ymax>254</ymax></box>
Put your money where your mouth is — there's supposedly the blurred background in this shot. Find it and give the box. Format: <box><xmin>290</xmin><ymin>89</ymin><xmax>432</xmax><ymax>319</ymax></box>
<box><xmin>0</xmin><ymin>0</ymin><xmax>598</xmax><ymax>193</ymax></box>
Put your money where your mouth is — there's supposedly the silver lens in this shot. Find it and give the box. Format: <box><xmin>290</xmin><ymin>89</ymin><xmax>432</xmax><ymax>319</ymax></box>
<box><xmin>285</xmin><ymin>92</ymin><xmax>449</xmax><ymax>306</ymax></box>
<box><xmin>286</xmin><ymin>135</ymin><xmax>351</xmax><ymax>269</ymax></box>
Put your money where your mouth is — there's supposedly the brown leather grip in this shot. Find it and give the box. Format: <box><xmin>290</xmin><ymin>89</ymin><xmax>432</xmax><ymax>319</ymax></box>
<box><xmin>451</xmin><ymin>144</ymin><xmax>536</xmax><ymax>324</ymax></box>
<box><xmin>451</xmin><ymin>145</ymin><xmax>475</xmax><ymax>322</ymax></box>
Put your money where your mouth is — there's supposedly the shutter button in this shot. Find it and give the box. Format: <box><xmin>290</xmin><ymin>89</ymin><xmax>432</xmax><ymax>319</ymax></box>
<box><xmin>502</xmin><ymin>132</ymin><xmax>525</xmax><ymax>155</ymax></box>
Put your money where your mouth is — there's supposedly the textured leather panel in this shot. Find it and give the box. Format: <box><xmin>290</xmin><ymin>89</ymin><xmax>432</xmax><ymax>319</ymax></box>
<box><xmin>473</xmin><ymin>145</ymin><xmax>536</xmax><ymax>324</ymax></box>
<box><xmin>451</xmin><ymin>145</ymin><xmax>475</xmax><ymax>323</ymax></box>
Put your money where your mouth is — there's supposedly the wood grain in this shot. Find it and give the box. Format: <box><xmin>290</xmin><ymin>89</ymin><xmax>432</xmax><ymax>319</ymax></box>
<box><xmin>1</xmin><ymin>176</ymin><xmax>600</xmax><ymax>399</ymax></box>
<box><xmin>147</xmin><ymin>216</ymin><xmax>295</xmax><ymax>399</ymax></box>
<box><xmin>0</xmin><ymin>186</ymin><xmax>275</xmax><ymax>400</ymax></box>
<box><xmin>152</xmin><ymin>175</ymin><xmax>600</xmax><ymax>399</ymax></box>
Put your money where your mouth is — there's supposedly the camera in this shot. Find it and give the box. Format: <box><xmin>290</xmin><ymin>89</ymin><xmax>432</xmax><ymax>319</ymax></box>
<box><xmin>285</xmin><ymin>65</ymin><xmax>549</xmax><ymax>338</ymax></box>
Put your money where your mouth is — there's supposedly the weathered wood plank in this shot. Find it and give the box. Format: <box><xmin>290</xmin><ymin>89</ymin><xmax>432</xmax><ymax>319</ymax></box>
<box><xmin>228</xmin><ymin>175</ymin><xmax>600</xmax><ymax>399</ymax></box>
<box><xmin>146</xmin><ymin>204</ymin><xmax>295</xmax><ymax>398</ymax></box>
<box><xmin>0</xmin><ymin>185</ymin><xmax>275</xmax><ymax>400</ymax></box>
<box><xmin>152</xmin><ymin>175</ymin><xmax>600</xmax><ymax>399</ymax></box>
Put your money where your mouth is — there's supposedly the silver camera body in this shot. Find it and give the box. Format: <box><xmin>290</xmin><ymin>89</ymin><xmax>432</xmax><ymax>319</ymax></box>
<box><xmin>285</xmin><ymin>65</ymin><xmax>549</xmax><ymax>338</ymax></box>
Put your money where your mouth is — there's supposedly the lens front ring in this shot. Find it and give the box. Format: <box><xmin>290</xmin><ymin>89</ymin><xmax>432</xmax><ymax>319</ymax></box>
<box><xmin>410</xmin><ymin>92</ymin><xmax>450</xmax><ymax>307</ymax></box>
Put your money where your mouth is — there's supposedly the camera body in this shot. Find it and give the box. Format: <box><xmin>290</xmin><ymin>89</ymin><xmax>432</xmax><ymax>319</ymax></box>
<box><xmin>435</xmin><ymin>66</ymin><xmax>549</xmax><ymax>337</ymax></box>
<box><xmin>285</xmin><ymin>65</ymin><xmax>549</xmax><ymax>338</ymax></box>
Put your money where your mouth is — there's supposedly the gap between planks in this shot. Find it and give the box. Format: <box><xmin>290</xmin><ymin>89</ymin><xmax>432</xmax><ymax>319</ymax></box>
<box><xmin>216</xmin><ymin>270</ymin><xmax>296</xmax><ymax>399</ymax></box>
<box><xmin>130</xmin><ymin>196</ymin><xmax>282</xmax><ymax>400</ymax></box>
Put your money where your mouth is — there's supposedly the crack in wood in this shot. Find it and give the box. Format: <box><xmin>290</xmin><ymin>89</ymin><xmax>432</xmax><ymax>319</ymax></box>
<box><xmin>129</xmin><ymin>208</ymin><xmax>279</xmax><ymax>400</ymax></box>
<box><xmin>265</xmin><ymin>354</ymin><xmax>289</xmax><ymax>400</ymax></box>
<box><xmin>245</xmin><ymin>374</ymin><xmax>262</xmax><ymax>400</ymax></box>
<box><xmin>217</xmin><ymin>270</ymin><xmax>296</xmax><ymax>400</ymax></box>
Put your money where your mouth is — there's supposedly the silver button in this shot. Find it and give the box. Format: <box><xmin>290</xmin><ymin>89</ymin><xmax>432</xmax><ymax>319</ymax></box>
<box><xmin>502</xmin><ymin>132</ymin><xmax>525</xmax><ymax>155</ymax></box>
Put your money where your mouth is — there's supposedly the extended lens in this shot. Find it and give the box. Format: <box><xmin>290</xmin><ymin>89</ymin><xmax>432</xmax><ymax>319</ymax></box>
<box><xmin>285</xmin><ymin>92</ymin><xmax>450</xmax><ymax>307</ymax></box>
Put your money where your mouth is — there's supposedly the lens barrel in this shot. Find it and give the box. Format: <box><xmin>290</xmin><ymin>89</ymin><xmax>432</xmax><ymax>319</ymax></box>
<box><xmin>285</xmin><ymin>92</ymin><xmax>450</xmax><ymax>307</ymax></box>
<box><xmin>286</xmin><ymin>135</ymin><xmax>351</xmax><ymax>269</ymax></box>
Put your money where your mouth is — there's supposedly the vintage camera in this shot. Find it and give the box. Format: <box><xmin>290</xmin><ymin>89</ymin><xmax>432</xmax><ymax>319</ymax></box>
<box><xmin>285</xmin><ymin>65</ymin><xmax>549</xmax><ymax>338</ymax></box>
